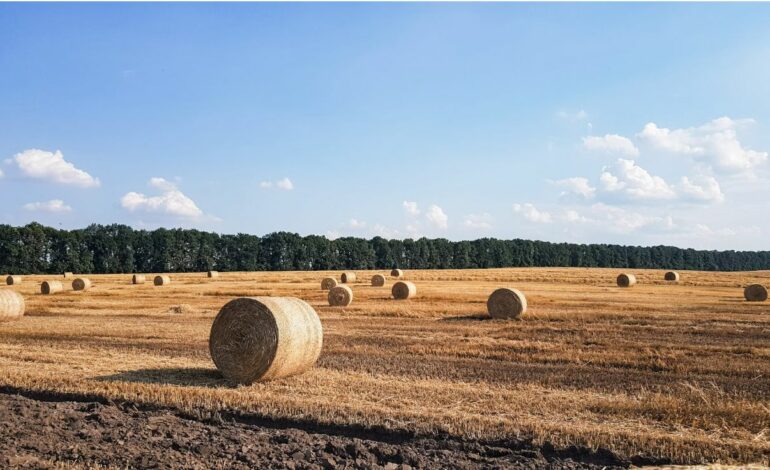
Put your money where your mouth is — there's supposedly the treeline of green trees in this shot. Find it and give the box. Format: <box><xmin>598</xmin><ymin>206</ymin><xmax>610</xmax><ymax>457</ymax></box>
<box><xmin>1</xmin><ymin>222</ymin><xmax>768</xmax><ymax>274</ymax></box>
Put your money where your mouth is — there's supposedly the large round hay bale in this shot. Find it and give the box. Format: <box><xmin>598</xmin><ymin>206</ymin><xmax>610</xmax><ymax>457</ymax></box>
<box><xmin>321</xmin><ymin>277</ymin><xmax>337</xmax><ymax>290</ymax></box>
<box><xmin>340</xmin><ymin>272</ymin><xmax>356</xmax><ymax>283</ymax></box>
<box><xmin>487</xmin><ymin>288</ymin><xmax>527</xmax><ymax>319</ymax></box>
<box><xmin>664</xmin><ymin>271</ymin><xmax>680</xmax><ymax>282</ymax></box>
<box><xmin>41</xmin><ymin>281</ymin><xmax>63</xmax><ymax>295</ymax></box>
<box><xmin>154</xmin><ymin>275</ymin><xmax>171</xmax><ymax>286</ymax></box>
<box><xmin>6</xmin><ymin>275</ymin><xmax>21</xmax><ymax>286</ymax></box>
<box><xmin>72</xmin><ymin>278</ymin><xmax>91</xmax><ymax>291</ymax></box>
<box><xmin>328</xmin><ymin>285</ymin><xmax>353</xmax><ymax>306</ymax></box>
<box><xmin>392</xmin><ymin>281</ymin><xmax>416</xmax><ymax>300</ymax></box>
<box><xmin>132</xmin><ymin>274</ymin><xmax>146</xmax><ymax>285</ymax></box>
<box><xmin>0</xmin><ymin>290</ymin><xmax>25</xmax><ymax>322</ymax></box>
<box><xmin>390</xmin><ymin>269</ymin><xmax>404</xmax><ymax>278</ymax></box>
<box><xmin>617</xmin><ymin>273</ymin><xmax>637</xmax><ymax>287</ymax></box>
<box><xmin>744</xmin><ymin>284</ymin><xmax>768</xmax><ymax>302</ymax></box>
<box><xmin>371</xmin><ymin>274</ymin><xmax>386</xmax><ymax>287</ymax></box>
<box><xmin>207</xmin><ymin>271</ymin><xmax>219</xmax><ymax>278</ymax></box>
<box><xmin>63</xmin><ymin>272</ymin><xmax>74</xmax><ymax>279</ymax></box>
<box><xmin>209</xmin><ymin>296</ymin><xmax>323</xmax><ymax>384</ymax></box>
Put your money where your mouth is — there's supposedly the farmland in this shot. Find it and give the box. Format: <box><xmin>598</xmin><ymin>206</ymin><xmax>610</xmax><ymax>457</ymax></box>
<box><xmin>0</xmin><ymin>268</ymin><xmax>768</xmax><ymax>468</ymax></box>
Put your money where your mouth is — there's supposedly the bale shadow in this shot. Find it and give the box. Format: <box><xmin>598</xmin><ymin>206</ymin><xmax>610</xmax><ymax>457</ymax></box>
<box><xmin>439</xmin><ymin>314</ymin><xmax>492</xmax><ymax>322</ymax></box>
<box><xmin>96</xmin><ymin>367</ymin><xmax>233</xmax><ymax>389</ymax></box>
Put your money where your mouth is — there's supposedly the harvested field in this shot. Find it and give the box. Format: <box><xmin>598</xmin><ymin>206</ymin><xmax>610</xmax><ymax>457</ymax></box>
<box><xmin>0</xmin><ymin>268</ymin><xmax>768</xmax><ymax>468</ymax></box>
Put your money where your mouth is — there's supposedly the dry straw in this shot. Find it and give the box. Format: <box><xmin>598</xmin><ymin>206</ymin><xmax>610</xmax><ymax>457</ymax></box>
<box><xmin>340</xmin><ymin>272</ymin><xmax>356</xmax><ymax>283</ymax></box>
<box><xmin>328</xmin><ymin>285</ymin><xmax>353</xmax><ymax>306</ymax></box>
<box><xmin>41</xmin><ymin>281</ymin><xmax>63</xmax><ymax>295</ymax></box>
<box><xmin>371</xmin><ymin>274</ymin><xmax>386</xmax><ymax>287</ymax></box>
<box><xmin>0</xmin><ymin>290</ymin><xmax>25</xmax><ymax>322</ymax></box>
<box><xmin>617</xmin><ymin>273</ymin><xmax>637</xmax><ymax>287</ymax></box>
<box><xmin>63</xmin><ymin>272</ymin><xmax>74</xmax><ymax>279</ymax></box>
<box><xmin>209</xmin><ymin>296</ymin><xmax>323</xmax><ymax>384</ymax></box>
<box><xmin>487</xmin><ymin>288</ymin><xmax>528</xmax><ymax>319</ymax></box>
<box><xmin>154</xmin><ymin>275</ymin><xmax>171</xmax><ymax>286</ymax></box>
<box><xmin>664</xmin><ymin>271</ymin><xmax>680</xmax><ymax>282</ymax></box>
<box><xmin>132</xmin><ymin>274</ymin><xmax>146</xmax><ymax>285</ymax></box>
<box><xmin>390</xmin><ymin>269</ymin><xmax>404</xmax><ymax>278</ymax></box>
<box><xmin>392</xmin><ymin>281</ymin><xmax>416</xmax><ymax>300</ymax></box>
<box><xmin>744</xmin><ymin>284</ymin><xmax>768</xmax><ymax>302</ymax></box>
<box><xmin>321</xmin><ymin>277</ymin><xmax>337</xmax><ymax>290</ymax></box>
<box><xmin>207</xmin><ymin>271</ymin><xmax>220</xmax><ymax>278</ymax></box>
<box><xmin>6</xmin><ymin>275</ymin><xmax>22</xmax><ymax>286</ymax></box>
<box><xmin>72</xmin><ymin>278</ymin><xmax>92</xmax><ymax>291</ymax></box>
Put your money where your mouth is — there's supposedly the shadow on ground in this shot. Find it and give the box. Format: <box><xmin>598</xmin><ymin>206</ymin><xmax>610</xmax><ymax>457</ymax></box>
<box><xmin>439</xmin><ymin>314</ymin><xmax>492</xmax><ymax>322</ymax></box>
<box><xmin>96</xmin><ymin>367</ymin><xmax>232</xmax><ymax>388</ymax></box>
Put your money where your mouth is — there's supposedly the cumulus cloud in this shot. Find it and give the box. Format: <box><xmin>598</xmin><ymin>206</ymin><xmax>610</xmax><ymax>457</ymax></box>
<box><xmin>552</xmin><ymin>177</ymin><xmax>596</xmax><ymax>199</ymax></box>
<box><xmin>23</xmin><ymin>199</ymin><xmax>72</xmax><ymax>213</ymax></box>
<box><xmin>463</xmin><ymin>213</ymin><xmax>493</xmax><ymax>230</ymax></box>
<box><xmin>121</xmin><ymin>177</ymin><xmax>203</xmax><ymax>218</ymax></box>
<box><xmin>13</xmin><ymin>149</ymin><xmax>100</xmax><ymax>188</ymax></box>
<box><xmin>582</xmin><ymin>134</ymin><xmax>639</xmax><ymax>157</ymax></box>
<box><xmin>425</xmin><ymin>204</ymin><xmax>448</xmax><ymax>229</ymax></box>
<box><xmin>513</xmin><ymin>203</ymin><xmax>552</xmax><ymax>223</ymax></box>
<box><xmin>259</xmin><ymin>177</ymin><xmax>294</xmax><ymax>190</ymax></box>
<box><xmin>599</xmin><ymin>159</ymin><xmax>676</xmax><ymax>200</ymax></box>
<box><xmin>348</xmin><ymin>218</ymin><xmax>367</xmax><ymax>229</ymax></box>
<box><xmin>678</xmin><ymin>175</ymin><xmax>725</xmax><ymax>203</ymax></box>
<box><xmin>566</xmin><ymin>203</ymin><xmax>674</xmax><ymax>234</ymax></box>
<box><xmin>402</xmin><ymin>201</ymin><xmax>420</xmax><ymax>217</ymax></box>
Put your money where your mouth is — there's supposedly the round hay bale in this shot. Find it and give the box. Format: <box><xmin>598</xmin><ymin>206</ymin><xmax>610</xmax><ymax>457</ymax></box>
<box><xmin>617</xmin><ymin>273</ymin><xmax>637</xmax><ymax>288</ymax></box>
<box><xmin>0</xmin><ymin>290</ymin><xmax>25</xmax><ymax>322</ymax></box>
<box><xmin>392</xmin><ymin>281</ymin><xmax>416</xmax><ymax>300</ymax></box>
<box><xmin>390</xmin><ymin>269</ymin><xmax>404</xmax><ymax>278</ymax></box>
<box><xmin>744</xmin><ymin>284</ymin><xmax>768</xmax><ymax>302</ymax></box>
<box><xmin>63</xmin><ymin>272</ymin><xmax>74</xmax><ymax>279</ymax></box>
<box><xmin>207</xmin><ymin>271</ymin><xmax>219</xmax><ymax>278</ymax></box>
<box><xmin>371</xmin><ymin>274</ymin><xmax>386</xmax><ymax>287</ymax></box>
<box><xmin>328</xmin><ymin>285</ymin><xmax>353</xmax><ymax>307</ymax></box>
<box><xmin>154</xmin><ymin>275</ymin><xmax>171</xmax><ymax>286</ymax></box>
<box><xmin>664</xmin><ymin>271</ymin><xmax>680</xmax><ymax>282</ymax></box>
<box><xmin>132</xmin><ymin>274</ymin><xmax>146</xmax><ymax>284</ymax></box>
<box><xmin>321</xmin><ymin>277</ymin><xmax>337</xmax><ymax>290</ymax></box>
<box><xmin>209</xmin><ymin>296</ymin><xmax>323</xmax><ymax>384</ymax></box>
<box><xmin>72</xmin><ymin>278</ymin><xmax>92</xmax><ymax>291</ymax></box>
<box><xmin>6</xmin><ymin>275</ymin><xmax>22</xmax><ymax>286</ymax></box>
<box><xmin>41</xmin><ymin>281</ymin><xmax>63</xmax><ymax>295</ymax></box>
<box><xmin>487</xmin><ymin>288</ymin><xmax>527</xmax><ymax>319</ymax></box>
<box><xmin>340</xmin><ymin>272</ymin><xmax>356</xmax><ymax>284</ymax></box>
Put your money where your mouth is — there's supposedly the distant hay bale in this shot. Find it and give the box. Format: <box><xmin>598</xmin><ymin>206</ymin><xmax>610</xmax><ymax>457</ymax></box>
<box><xmin>321</xmin><ymin>277</ymin><xmax>337</xmax><ymax>290</ymax></box>
<box><xmin>72</xmin><ymin>278</ymin><xmax>92</xmax><ymax>291</ymax></box>
<box><xmin>390</xmin><ymin>269</ymin><xmax>404</xmax><ymax>278</ymax></box>
<box><xmin>328</xmin><ymin>285</ymin><xmax>353</xmax><ymax>306</ymax></box>
<box><xmin>207</xmin><ymin>271</ymin><xmax>219</xmax><ymax>278</ymax></box>
<box><xmin>744</xmin><ymin>284</ymin><xmax>768</xmax><ymax>302</ymax></box>
<box><xmin>371</xmin><ymin>274</ymin><xmax>386</xmax><ymax>287</ymax></box>
<box><xmin>617</xmin><ymin>273</ymin><xmax>637</xmax><ymax>287</ymax></box>
<box><xmin>41</xmin><ymin>281</ymin><xmax>63</xmax><ymax>295</ymax></box>
<box><xmin>154</xmin><ymin>275</ymin><xmax>171</xmax><ymax>286</ymax></box>
<box><xmin>487</xmin><ymin>288</ymin><xmax>528</xmax><ymax>319</ymax></box>
<box><xmin>392</xmin><ymin>281</ymin><xmax>416</xmax><ymax>300</ymax></box>
<box><xmin>664</xmin><ymin>271</ymin><xmax>680</xmax><ymax>282</ymax></box>
<box><xmin>6</xmin><ymin>275</ymin><xmax>21</xmax><ymax>286</ymax></box>
<box><xmin>63</xmin><ymin>272</ymin><xmax>74</xmax><ymax>279</ymax></box>
<box><xmin>132</xmin><ymin>274</ymin><xmax>146</xmax><ymax>285</ymax></box>
<box><xmin>209</xmin><ymin>296</ymin><xmax>323</xmax><ymax>384</ymax></box>
<box><xmin>0</xmin><ymin>290</ymin><xmax>25</xmax><ymax>322</ymax></box>
<box><xmin>340</xmin><ymin>272</ymin><xmax>356</xmax><ymax>283</ymax></box>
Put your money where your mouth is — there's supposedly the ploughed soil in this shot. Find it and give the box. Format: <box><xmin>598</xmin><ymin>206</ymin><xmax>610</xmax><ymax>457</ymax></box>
<box><xmin>0</xmin><ymin>389</ymin><xmax>635</xmax><ymax>470</ymax></box>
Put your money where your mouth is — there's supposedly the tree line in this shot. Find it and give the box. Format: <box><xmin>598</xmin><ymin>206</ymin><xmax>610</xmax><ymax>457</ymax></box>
<box><xmin>1</xmin><ymin>222</ymin><xmax>768</xmax><ymax>275</ymax></box>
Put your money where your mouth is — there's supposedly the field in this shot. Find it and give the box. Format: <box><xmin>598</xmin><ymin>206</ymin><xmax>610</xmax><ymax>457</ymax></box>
<box><xmin>1</xmin><ymin>268</ymin><xmax>769</xmax><ymax>468</ymax></box>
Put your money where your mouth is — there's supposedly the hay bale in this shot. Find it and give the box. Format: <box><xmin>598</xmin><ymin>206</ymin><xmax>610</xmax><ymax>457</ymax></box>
<box><xmin>132</xmin><ymin>274</ymin><xmax>146</xmax><ymax>284</ymax></box>
<box><xmin>207</xmin><ymin>271</ymin><xmax>219</xmax><ymax>278</ymax></box>
<box><xmin>664</xmin><ymin>271</ymin><xmax>680</xmax><ymax>282</ymax></box>
<box><xmin>72</xmin><ymin>278</ymin><xmax>91</xmax><ymax>291</ymax></box>
<box><xmin>328</xmin><ymin>285</ymin><xmax>353</xmax><ymax>306</ymax></box>
<box><xmin>321</xmin><ymin>277</ymin><xmax>337</xmax><ymax>290</ymax></box>
<box><xmin>209</xmin><ymin>296</ymin><xmax>323</xmax><ymax>384</ymax></box>
<box><xmin>0</xmin><ymin>290</ymin><xmax>25</xmax><ymax>322</ymax></box>
<box><xmin>340</xmin><ymin>272</ymin><xmax>356</xmax><ymax>283</ymax></box>
<box><xmin>744</xmin><ymin>284</ymin><xmax>768</xmax><ymax>302</ymax></box>
<box><xmin>487</xmin><ymin>288</ymin><xmax>527</xmax><ymax>319</ymax></box>
<box><xmin>41</xmin><ymin>281</ymin><xmax>63</xmax><ymax>295</ymax></box>
<box><xmin>6</xmin><ymin>275</ymin><xmax>21</xmax><ymax>286</ymax></box>
<box><xmin>617</xmin><ymin>273</ymin><xmax>637</xmax><ymax>287</ymax></box>
<box><xmin>392</xmin><ymin>281</ymin><xmax>416</xmax><ymax>300</ymax></box>
<box><xmin>390</xmin><ymin>269</ymin><xmax>404</xmax><ymax>278</ymax></box>
<box><xmin>154</xmin><ymin>275</ymin><xmax>171</xmax><ymax>286</ymax></box>
<box><xmin>63</xmin><ymin>272</ymin><xmax>74</xmax><ymax>279</ymax></box>
<box><xmin>371</xmin><ymin>274</ymin><xmax>386</xmax><ymax>287</ymax></box>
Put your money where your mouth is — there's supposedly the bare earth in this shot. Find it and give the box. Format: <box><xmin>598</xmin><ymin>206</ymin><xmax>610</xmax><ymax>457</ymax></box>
<box><xmin>0</xmin><ymin>268</ymin><xmax>768</xmax><ymax>468</ymax></box>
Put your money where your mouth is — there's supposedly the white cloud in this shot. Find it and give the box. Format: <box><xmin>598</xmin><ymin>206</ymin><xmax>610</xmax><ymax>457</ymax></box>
<box><xmin>13</xmin><ymin>149</ymin><xmax>100</xmax><ymax>188</ymax></box>
<box><xmin>552</xmin><ymin>177</ymin><xmax>596</xmax><ymax>199</ymax></box>
<box><xmin>23</xmin><ymin>199</ymin><xmax>72</xmax><ymax>213</ymax></box>
<box><xmin>0</xmin><ymin>168</ymin><xmax>3</xmax><ymax>178</ymax></box>
<box><xmin>678</xmin><ymin>175</ymin><xmax>725</xmax><ymax>203</ymax></box>
<box><xmin>259</xmin><ymin>181</ymin><xmax>273</xmax><ymax>189</ymax></box>
<box><xmin>149</xmin><ymin>177</ymin><xmax>177</xmax><ymax>191</ymax></box>
<box><xmin>599</xmin><ymin>159</ymin><xmax>676</xmax><ymax>200</ymax></box>
<box><xmin>121</xmin><ymin>177</ymin><xmax>203</xmax><ymax>218</ymax></box>
<box><xmin>402</xmin><ymin>201</ymin><xmax>420</xmax><ymax>217</ymax></box>
<box><xmin>463</xmin><ymin>213</ymin><xmax>493</xmax><ymax>230</ymax></box>
<box><xmin>568</xmin><ymin>203</ymin><xmax>674</xmax><ymax>234</ymax></box>
<box><xmin>582</xmin><ymin>134</ymin><xmax>639</xmax><ymax>157</ymax></box>
<box><xmin>556</xmin><ymin>109</ymin><xmax>589</xmax><ymax>121</ymax></box>
<box><xmin>513</xmin><ymin>203</ymin><xmax>552</xmax><ymax>223</ymax></box>
<box><xmin>260</xmin><ymin>177</ymin><xmax>294</xmax><ymax>190</ymax></box>
<box><xmin>348</xmin><ymin>218</ymin><xmax>367</xmax><ymax>229</ymax></box>
<box><xmin>425</xmin><ymin>204</ymin><xmax>448</xmax><ymax>229</ymax></box>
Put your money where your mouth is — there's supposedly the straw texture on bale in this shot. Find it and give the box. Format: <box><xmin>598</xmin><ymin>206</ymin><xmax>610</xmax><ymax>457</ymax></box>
<box><xmin>72</xmin><ymin>278</ymin><xmax>92</xmax><ymax>291</ymax></box>
<box><xmin>744</xmin><ymin>284</ymin><xmax>768</xmax><ymax>302</ymax></box>
<box><xmin>328</xmin><ymin>285</ymin><xmax>353</xmax><ymax>307</ymax></box>
<box><xmin>6</xmin><ymin>275</ymin><xmax>21</xmax><ymax>286</ymax></box>
<box><xmin>340</xmin><ymin>272</ymin><xmax>356</xmax><ymax>283</ymax></box>
<box><xmin>664</xmin><ymin>271</ymin><xmax>680</xmax><ymax>282</ymax></box>
<box><xmin>0</xmin><ymin>290</ymin><xmax>25</xmax><ymax>322</ymax></box>
<box><xmin>209</xmin><ymin>296</ymin><xmax>323</xmax><ymax>384</ymax></box>
<box><xmin>132</xmin><ymin>274</ymin><xmax>146</xmax><ymax>285</ymax></box>
<box><xmin>487</xmin><ymin>288</ymin><xmax>528</xmax><ymax>319</ymax></box>
<box><xmin>321</xmin><ymin>277</ymin><xmax>337</xmax><ymax>290</ymax></box>
<box><xmin>154</xmin><ymin>275</ymin><xmax>171</xmax><ymax>286</ymax></box>
<box><xmin>392</xmin><ymin>281</ymin><xmax>416</xmax><ymax>300</ymax></box>
<box><xmin>41</xmin><ymin>281</ymin><xmax>63</xmax><ymax>295</ymax></box>
<box><xmin>371</xmin><ymin>274</ymin><xmax>386</xmax><ymax>287</ymax></box>
<box><xmin>63</xmin><ymin>272</ymin><xmax>74</xmax><ymax>279</ymax></box>
<box><xmin>390</xmin><ymin>269</ymin><xmax>404</xmax><ymax>278</ymax></box>
<box><xmin>207</xmin><ymin>271</ymin><xmax>220</xmax><ymax>278</ymax></box>
<box><xmin>617</xmin><ymin>273</ymin><xmax>637</xmax><ymax>287</ymax></box>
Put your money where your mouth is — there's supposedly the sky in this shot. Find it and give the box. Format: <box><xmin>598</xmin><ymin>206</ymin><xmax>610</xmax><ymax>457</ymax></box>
<box><xmin>1</xmin><ymin>3</ymin><xmax>769</xmax><ymax>250</ymax></box>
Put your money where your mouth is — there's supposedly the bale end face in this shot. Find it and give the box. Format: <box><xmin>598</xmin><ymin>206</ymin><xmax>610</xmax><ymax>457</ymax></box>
<box><xmin>664</xmin><ymin>271</ymin><xmax>680</xmax><ymax>282</ymax></box>
<box><xmin>41</xmin><ymin>281</ymin><xmax>63</xmax><ymax>295</ymax></box>
<box><xmin>0</xmin><ymin>289</ymin><xmax>25</xmax><ymax>322</ymax></box>
<box><xmin>154</xmin><ymin>275</ymin><xmax>171</xmax><ymax>286</ymax></box>
<box><xmin>207</xmin><ymin>271</ymin><xmax>220</xmax><ymax>278</ymax></box>
<box><xmin>63</xmin><ymin>272</ymin><xmax>74</xmax><ymax>279</ymax></box>
<box><xmin>744</xmin><ymin>284</ymin><xmax>768</xmax><ymax>302</ymax></box>
<box><xmin>72</xmin><ymin>278</ymin><xmax>91</xmax><ymax>291</ymax></box>
<box><xmin>390</xmin><ymin>269</ymin><xmax>404</xmax><ymax>278</ymax></box>
<box><xmin>392</xmin><ymin>281</ymin><xmax>416</xmax><ymax>300</ymax></box>
<box><xmin>328</xmin><ymin>285</ymin><xmax>353</xmax><ymax>306</ymax></box>
<box><xmin>487</xmin><ymin>288</ymin><xmax>527</xmax><ymax>319</ymax></box>
<box><xmin>321</xmin><ymin>277</ymin><xmax>338</xmax><ymax>290</ymax></box>
<box><xmin>132</xmin><ymin>274</ymin><xmax>146</xmax><ymax>285</ymax></box>
<box><xmin>617</xmin><ymin>274</ymin><xmax>637</xmax><ymax>287</ymax></box>
<box><xmin>371</xmin><ymin>274</ymin><xmax>386</xmax><ymax>287</ymax></box>
<box><xmin>340</xmin><ymin>272</ymin><xmax>357</xmax><ymax>284</ymax></box>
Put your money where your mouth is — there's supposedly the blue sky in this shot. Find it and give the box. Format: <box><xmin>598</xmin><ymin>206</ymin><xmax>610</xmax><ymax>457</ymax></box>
<box><xmin>1</xmin><ymin>3</ymin><xmax>769</xmax><ymax>250</ymax></box>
